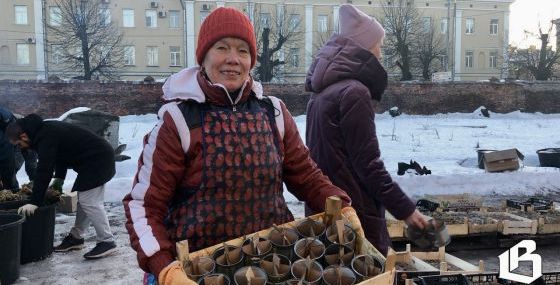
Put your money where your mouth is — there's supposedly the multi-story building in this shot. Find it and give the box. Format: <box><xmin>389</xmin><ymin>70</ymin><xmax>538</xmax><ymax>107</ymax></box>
<box><xmin>0</xmin><ymin>0</ymin><xmax>513</xmax><ymax>81</ymax></box>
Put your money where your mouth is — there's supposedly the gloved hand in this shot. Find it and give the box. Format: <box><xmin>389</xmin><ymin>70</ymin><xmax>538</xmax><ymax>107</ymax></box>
<box><xmin>18</xmin><ymin>203</ymin><xmax>38</xmax><ymax>216</ymax></box>
<box><xmin>341</xmin><ymin>207</ymin><xmax>365</xmax><ymax>239</ymax></box>
<box><xmin>49</xmin><ymin>178</ymin><xmax>64</xmax><ymax>193</ymax></box>
<box><xmin>158</xmin><ymin>261</ymin><xmax>198</xmax><ymax>285</ymax></box>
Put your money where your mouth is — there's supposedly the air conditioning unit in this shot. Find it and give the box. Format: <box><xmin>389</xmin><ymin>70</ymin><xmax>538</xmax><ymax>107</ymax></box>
<box><xmin>158</xmin><ymin>11</ymin><xmax>167</xmax><ymax>18</ymax></box>
<box><xmin>101</xmin><ymin>0</ymin><xmax>110</xmax><ymax>4</ymax></box>
<box><xmin>26</xmin><ymin>37</ymin><xmax>36</xmax><ymax>44</ymax></box>
<box><xmin>201</xmin><ymin>4</ymin><xmax>211</xmax><ymax>10</ymax></box>
<box><xmin>150</xmin><ymin>1</ymin><xmax>158</xmax><ymax>8</ymax></box>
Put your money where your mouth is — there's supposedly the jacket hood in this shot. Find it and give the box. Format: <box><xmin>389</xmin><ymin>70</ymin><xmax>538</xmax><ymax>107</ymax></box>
<box><xmin>305</xmin><ymin>35</ymin><xmax>387</xmax><ymax>101</ymax></box>
<box><xmin>18</xmin><ymin>114</ymin><xmax>44</xmax><ymax>142</ymax></box>
<box><xmin>162</xmin><ymin>67</ymin><xmax>263</xmax><ymax>103</ymax></box>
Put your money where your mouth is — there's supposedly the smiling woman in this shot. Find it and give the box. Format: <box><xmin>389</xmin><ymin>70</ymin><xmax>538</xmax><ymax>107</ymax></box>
<box><xmin>202</xmin><ymin>38</ymin><xmax>252</xmax><ymax>94</ymax></box>
<box><xmin>122</xmin><ymin>6</ymin><xmax>354</xmax><ymax>285</ymax></box>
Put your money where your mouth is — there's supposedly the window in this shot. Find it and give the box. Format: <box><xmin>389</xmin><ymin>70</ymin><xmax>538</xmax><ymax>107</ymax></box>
<box><xmin>17</xmin><ymin>44</ymin><xmax>30</xmax><ymax>65</ymax></box>
<box><xmin>318</xmin><ymin>15</ymin><xmax>328</xmax><ymax>33</ymax></box>
<box><xmin>465</xmin><ymin>51</ymin><xmax>473</xmax><ymax>68</ymax></box>
<box><xmin>147</xmin><ymin>46</ymin><xmax>158</xmax><ymax>66</ymax></box>
<box><xmin>170</xmin><ymin>46</ymin><xmax>180</xmax><ymax>66</ymax></box>
<box><xmin>123</xmin><ymin>9</ymin><xmax>134</xmax><ymax>27</ymax></box>
<box><xmin>15</xmin><ymin>6</ymin><xmax>28</xmax><ymax>25</ymax></box>
<box><xmin>124</xmin><ymin>46</ymin><xmax>135</xmax><ymax>65</ymax></box>
<box><xmin>465</xmin><ymin>18</ymin><xmax>474</xmax><ymax>34</ymax></box>
<box><xmin>422</xmin><ymin>17</ymin><xmax>432</xmax><ymax>31</ymax></box>
<box><xmin>260</xmin><ymin>13</ymin><xmax>271</xmax><ymax>29</ymax></box>
<box><xmin>289</xmin><ymin>48</ymin><xmax>299</xmax><ymax>67</ymax></box>
<box><xmin>1</xmin><ymin>46</ymin><xmax>10</xmax><ymax>65</ymax></box>
<box><xmin>146</xmin><ymin>10</ymin><xmax>157</xmax><ymax>27</ymax></box>
<box><xmin>489</xmin><ymin>51</ymin><xmax>498</xmax><ymax>68</ymax></box>
<box><xmin>440</xmin><ymin>18</ymin><xmax>448</xmax><ymax>34</ymax></box>
<box><xmin>49</xmin><ymin>6</ymin><xmax>61</xmax><ymax>26</ymax></box>
<box><xmin>100</xmin><ymin>8</ymin><xmax>111</xmax><ymax>25</ymax></box>
<box><xmin>200</xmin><ymin>11</ymin><xmax>209</xmax><ymax>24</ymax></box>
<box><xmin>289</xmin><ymin>14</ymin><xmax>301</xmax><ymax>31</ymax></box>
<box><xmin>169</xmin><ymin>10</ymin><xmax>180</xmax><ymax>28</ymax></box>
<box><xmin>490</xmin><ymin>19</ymin><xmax>498</xmax><ymax>35</ymax></box>
<box><xmin>51</xmin><ymin>45</ymin><xmax>62</xmax><ymax>64</ymax></box>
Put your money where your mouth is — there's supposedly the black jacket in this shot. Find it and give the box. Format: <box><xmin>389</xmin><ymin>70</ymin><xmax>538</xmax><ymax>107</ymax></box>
<box><xmin>0</xmin><ymin>107</ymin><xmax>17</xmax><ymax>161</ymax></box>
<box><xmin>18</xmin><ymin>114</ymin><xmax>115</xmax><ymax>206</ymax></box>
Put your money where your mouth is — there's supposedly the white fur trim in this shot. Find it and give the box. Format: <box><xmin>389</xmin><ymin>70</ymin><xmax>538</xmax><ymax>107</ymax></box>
<box><xmin>268</xmin><ymin>96</ymin><xmax>284</xmax><ymax>140</ymax></box>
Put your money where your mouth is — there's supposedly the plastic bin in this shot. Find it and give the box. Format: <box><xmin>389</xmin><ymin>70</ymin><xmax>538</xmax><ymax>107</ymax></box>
<box><xmin>537</xmin><ymin>148</ymin><xmax>560</xmax><ymax>168</ymax></box>
<box><xmin>0</xmin><ymin>213</ymin><xmax>25</xmax><ymax>285</ymax></box>
<box><xmin>0</xmin><ymin>200</ymin><xmax>56</xmax><ymax>264</ymax></box>
<box><xmin>477</xmin><ymin>149</ymin><xmax>496</xmax><ymax>169</ymax></box>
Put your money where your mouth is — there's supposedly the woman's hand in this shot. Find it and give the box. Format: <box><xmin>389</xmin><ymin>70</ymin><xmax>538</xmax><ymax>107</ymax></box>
<box><xmin>404</xmin><ymin>209</ymin><xmax>429</xmax><ymax>230</ymax></box>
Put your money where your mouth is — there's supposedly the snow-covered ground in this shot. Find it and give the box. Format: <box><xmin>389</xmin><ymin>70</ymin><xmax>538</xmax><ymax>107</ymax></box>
<box><xmin>12</xmin><ymin>107</ymin><xmax>560</xmax><ymax>284</ymax></box>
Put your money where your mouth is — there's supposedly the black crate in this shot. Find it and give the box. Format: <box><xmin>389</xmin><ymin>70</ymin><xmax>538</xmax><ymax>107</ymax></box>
<box><xmin>466</xmin><ymin>272</ymin><xmax>560</xmax><ymax>285</ymax></box>
<box><xmin>394</xmin><ymin>271</ymin><xmax>440</xmax><ymax>285</ymax></box>
<box><xmin>419</xmin><ymin>274</ymin><xmax>470</xmax><ymax>285</ymax></box>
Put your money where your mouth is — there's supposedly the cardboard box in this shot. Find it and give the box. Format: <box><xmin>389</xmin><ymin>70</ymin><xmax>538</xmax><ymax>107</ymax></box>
<box><xmin>58</xmin><ymin>192</ymin><xmax>77</xmax><ymax>213</ymax></box>
<box><xmin>483</xmin><ymin>149</ymin><xmax>524</xmax><ymax>172</ymax></box>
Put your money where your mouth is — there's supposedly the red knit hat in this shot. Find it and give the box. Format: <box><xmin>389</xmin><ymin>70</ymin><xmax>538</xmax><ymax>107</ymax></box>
<box><xmin>196</xmin><ymin>7</ymin><xmax>257</xmax><ymax>68</ymax></box>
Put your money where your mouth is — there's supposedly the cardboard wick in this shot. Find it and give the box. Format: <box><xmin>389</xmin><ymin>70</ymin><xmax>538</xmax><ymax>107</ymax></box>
<box><xmin>304</xmin><ymin>257</ymin><xmax>312</xmax><ymax>281</ymax></box>
<box><xmin>309</xmin><ymin>220</ymin><xmax>316</xmax><ymax>237</ymax></box>
<box><xmin>272</xmin><ymin>224</ymin><xmax>290</xmax><ymax>245</ymax></box>
<box><xmin>336</xmin><ymin>266</ymin><xmax>342</xmax><ymax>285</ymax></box>
<box><xmin>245</xmin><ymin>266</ymin><xmax>255</xmax><ymax>284</ymax></box>
<box><xmin>336</xmin><ymin>220</ymin><xmax>346</xmax><ymax>262</ymax></box>
<box><xmin>272</xmin><ymin>253</ymin><xmax>280</xmax><ymax>276</ymax></box>
<box><xmin>223</xmin><ymin>242</ymin><xmax>231</xmax><ymax>265</ymax></box>
<box><xmin>176</xmin><ymin>240</ymin><xmax>190</xmax><ymax>272</ymax></box>
<box><xmin>252</xmin><ymin>233</ymin><xmax>260</xmax><ymax>255</ymax></box>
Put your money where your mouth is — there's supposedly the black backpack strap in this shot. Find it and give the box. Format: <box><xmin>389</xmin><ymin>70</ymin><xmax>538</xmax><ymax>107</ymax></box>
<box><xmin>259</xmin><ymin>96</ymin><xmax>284</xmax><ymax>140</ymax></box>
<box><xmin>177</xmin><ymin>100</ymin><xmax>204</xmax><ymax>130</ymax></box>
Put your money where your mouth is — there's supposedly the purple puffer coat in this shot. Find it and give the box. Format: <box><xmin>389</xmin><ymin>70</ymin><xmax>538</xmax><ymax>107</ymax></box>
<box><xmin>305</xmin><ymin>35</ymin><xmax>416</xmax><ymax>255</ymax></box>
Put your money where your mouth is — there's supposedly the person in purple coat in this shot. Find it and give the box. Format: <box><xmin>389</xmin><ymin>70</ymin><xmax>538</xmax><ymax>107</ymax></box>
<box><xmin>305</xmin><ymin>4</ymin><xmax>428</xmax><ymax>255</ymax></box>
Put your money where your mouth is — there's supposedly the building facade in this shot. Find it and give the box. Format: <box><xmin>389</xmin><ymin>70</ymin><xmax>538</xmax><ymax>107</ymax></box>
<box><xmin>0</xmin><ymin>0</ymin><xmax>514</xmax><ymax>81</ymax></box>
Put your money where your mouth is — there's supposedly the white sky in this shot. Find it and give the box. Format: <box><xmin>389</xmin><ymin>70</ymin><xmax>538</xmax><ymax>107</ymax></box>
<box><xmin>509</xmin><ymin>0</ymin><xmax>560</xmax><ymax>48</ymax></box>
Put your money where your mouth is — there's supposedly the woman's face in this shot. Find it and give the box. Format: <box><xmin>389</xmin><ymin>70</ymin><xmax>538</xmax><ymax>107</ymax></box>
<box><xmin>202</xmin><ymin>37</ymin><xmax>252</xmax><ymax>92</ymax></box>
<box><xmin>369</xmin><ymin>39</ymin><xmax>384</xmax><ymax>61</ymax></box>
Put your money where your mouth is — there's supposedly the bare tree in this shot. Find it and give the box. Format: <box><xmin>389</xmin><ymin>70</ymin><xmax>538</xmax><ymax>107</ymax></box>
<box><xmin>380</xmin><ymin>0</ymin><xmax>422</xmax><ymax>81</ymax></box>
<box><xmin>509</xmin><ymin>24</ymin><xmax>560</xmax><ymax>80</ymax></box>
<box><xmin>252</xmin><ymin>5</ymin><xmax>303</xmax><ymax>82</ymax></box>
<box><xmin>411</xmin><ymin>20</ymin><xmax>446</xmax><ymax>80</ymax></box>
<box><xmin>48</xmin><ymin>0</ymin><xmax>126</xmax><ymax>80</ymax></box>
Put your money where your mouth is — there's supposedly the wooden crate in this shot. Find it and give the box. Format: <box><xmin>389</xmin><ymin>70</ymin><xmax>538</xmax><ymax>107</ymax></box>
<box><xmin>386</xmin><ymin>212</ymin><xmax>405</xmax><ymax>238</ymax></box>
<box><xmin>485</xmin><ymin>212</ymin><xmax>538</xmax><ymax>235</ymax></box>
<box><xmin>503</xmin><ymin>209</ymin><xmax>560</xmax><ymax>235</ymax></box>
<box><xmin>466</xmin><ymin>211</ymin><xmax>499</xmax><ymax>234</ymax></box>
<box><xmin>410</xmin><ymin>246</ymin><xmax>483</xmax><ymax>275</ymax></box>
<box><xmin>423</xmin><ymin>212</ymin><xmax>469</xmax><ymax>236</ymax></box>
<box><xmin>188</xmin><ymin>212</ymin><xmax>395</xmax><ymax>285</ymax></box>
<box><xmin>386</xmin><ymin>245</ymin><xmax>481</xmax><ymax>285</ymax></box>
<box><xmin>424</xmin><ymin>193</ymin><xmax>483</xmax><ymax>212</ymax></box>
<box><xmin>538</xmin><ymin>217</ymin><xmax>560</xmax><ymax>234</ymax></box>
